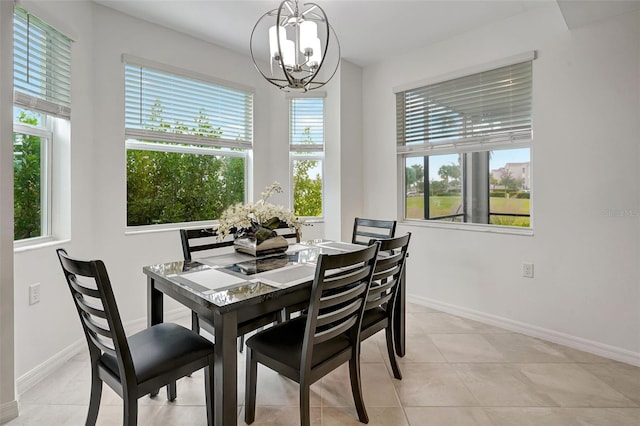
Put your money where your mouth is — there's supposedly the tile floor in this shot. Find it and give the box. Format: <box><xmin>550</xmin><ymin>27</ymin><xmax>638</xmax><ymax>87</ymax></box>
<box><xmin>6</xmin><ymin>303</ymin><xmax>640</xmax><ymax>425</ymax></box>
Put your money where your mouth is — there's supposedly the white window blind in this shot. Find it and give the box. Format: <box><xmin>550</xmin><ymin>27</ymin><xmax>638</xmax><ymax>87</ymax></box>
<box><xmin>13</xmin><ymin>7</ymin><xmax>72</xmax><ymax>119</ymax></box>
<box><xmin>397</xmin><ymin>60</ymin><xmax>532</xmax><ymax>154</ymax></box>
<box><xmin>124</xmin><ymin>62</ymin><xmax>253</xmax><ymax>149</ymax></box>
<box><xmin>290</xmin><ymin>97</ymin><xmax>324</xmax><ymax>152</ymax></box>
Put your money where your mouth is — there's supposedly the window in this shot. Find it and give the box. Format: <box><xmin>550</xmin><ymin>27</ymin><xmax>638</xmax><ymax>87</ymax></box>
<box><xmin>13</xmin><ymin>8</ymin><xmax>71</xmax><ymax>242</ymax></box>
<box><xmin>124</xmin><ymin>57</ymin><xmax>253</xmax><ymax>227</ymax></box>
<box><xmin>290</xmin><ymin>97</ymin><xmax>324</xmax><ymax>218</ymax></box>
<box><xmin>397</xmin><ymin>55</ymin><xmax>533</xmax><ymax>228</ymax></box>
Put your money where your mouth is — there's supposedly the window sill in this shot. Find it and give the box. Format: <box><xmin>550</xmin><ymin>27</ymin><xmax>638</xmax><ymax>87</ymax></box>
<box><xmin>400</xmin><ymin>219</ymin><xmax>534</xmax><ymax>236</ymax></box>
<box><xmin>14</xmin><ymin>237</ymin><xmax>71</xmax><ymax>253</ymax></box>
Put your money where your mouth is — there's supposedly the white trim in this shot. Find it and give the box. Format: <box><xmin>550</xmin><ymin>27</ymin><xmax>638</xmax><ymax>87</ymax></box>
<box><xmin>409</xmin><ymin>295</ymin><xmax>640</xmax><ymax>367</ymax></box>
<box><xmin>125</xmin><ymin>129</ymin><xmax>252</xmax><ymax>151</ymax></box>
<box><xmin>401</xmin><ymin>218</ymin><xmax>534</xmax><ymax>236</ymax></box>
<box><xmin>121</xmin><ymin>53</ymin><xmax>255</xmax><ymax>95</ymax></box>
<box><xmin>0</xmin><ymin>400</ymin><xmax>19</xmax><ymax>424</ymax></box>
<box><xmin>125</xmin><ymin>140</ymin><xmax>248</xmax><ymax>158</ymax></box>
<box><xmin>16</xmin><ymin>338</ymin><xmax>85</xmax><ymax>396</ymax></box>
<box><xmin>393</xmin><ymin>51</ymin><xmax>536</xmax><ymax>94</ymax></box>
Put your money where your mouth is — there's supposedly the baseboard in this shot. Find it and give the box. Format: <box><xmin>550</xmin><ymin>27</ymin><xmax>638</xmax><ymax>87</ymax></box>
<box><xmin>409</xmin><ymin>295</ymin><xmax>640</xmax><ymax>367</ymax></box>
<box><xmin>0</xmin><ymin>400</ymin><xmax>19</xmax><ymax>424</ymax></box>
<box><xmin>16</xmin><ymin>306</ymin><xmax>191</xmax><ymax>398</ymax></box>
<box><xmin>16</xmin><ymin>338</ymin><xmax>85</xmax><ymax>396</ymax></box>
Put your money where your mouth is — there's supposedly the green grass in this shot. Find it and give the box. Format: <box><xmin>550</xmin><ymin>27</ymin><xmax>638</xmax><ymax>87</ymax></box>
<box><xmin>406</xmin><ymin>195</ymin><xmax>530</xmax><ymax>227</ymax></box>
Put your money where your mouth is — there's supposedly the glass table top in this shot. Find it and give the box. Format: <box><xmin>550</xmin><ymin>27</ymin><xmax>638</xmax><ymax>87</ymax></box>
<box><xmin>146</xmin><ymin>241</ymin><xmax>361</xmax><ymax>309</ymax></box>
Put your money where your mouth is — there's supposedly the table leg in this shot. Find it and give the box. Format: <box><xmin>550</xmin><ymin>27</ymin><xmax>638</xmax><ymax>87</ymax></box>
<box><xmin>147</xmin><ymin>276</ymin><xmax>163</xmax><ymax>327</ymax></box>
<box><xmin>213</xmin><ymin>310</ymin><xmax>238</xmax><ymax>426</ymax></box>
<box><xmin>393</xmin><ymin>268</ymin><xmax>406</xmax><ymax>357</ymax></box>
<box><xmin>147</xmin><ymin>276</ymin><xmax>164</xmax><ymax>397</ymax></box>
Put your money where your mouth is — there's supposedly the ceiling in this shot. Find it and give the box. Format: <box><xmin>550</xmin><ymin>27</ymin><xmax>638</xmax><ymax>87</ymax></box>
<box><xmin>93</xmin><ymin>0</ymin><xmax>640</xmax><ymax>67</ymax></box>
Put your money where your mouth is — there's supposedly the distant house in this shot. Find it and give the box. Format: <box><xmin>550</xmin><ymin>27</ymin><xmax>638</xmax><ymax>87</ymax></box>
<box><xmin>491</xmin><ymin>162</ymin><xmax>530</xmax><ymax>190</ymax></box>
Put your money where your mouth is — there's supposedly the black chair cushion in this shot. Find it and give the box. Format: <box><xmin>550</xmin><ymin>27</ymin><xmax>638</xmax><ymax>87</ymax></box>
<box><xmin>101</xmin><ymin>322</ymin><xmax>214</xmax><ymax>383</ymax></box>
<box><xmin>361</xmin><ymin>306</ymin><xmax>387</xmax><ymax>331</ymax></box>
<box><xmin>246</xmin><ymin>317</ymin><xmax>351</xmax><ymax>370</ymax></box>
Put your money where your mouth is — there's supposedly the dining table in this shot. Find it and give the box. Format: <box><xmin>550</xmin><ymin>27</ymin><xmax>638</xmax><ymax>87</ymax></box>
<box><xmin>143</xmin><ymin>240</ymin><xmax>406</xmax><ymax>426</ymax></box>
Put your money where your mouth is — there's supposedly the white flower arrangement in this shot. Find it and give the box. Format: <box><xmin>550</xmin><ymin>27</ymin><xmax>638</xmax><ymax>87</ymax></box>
<box><xmin>217</xmin><ymin>182</ymin><xmax>305</xmax><ymax>243</ymax></box>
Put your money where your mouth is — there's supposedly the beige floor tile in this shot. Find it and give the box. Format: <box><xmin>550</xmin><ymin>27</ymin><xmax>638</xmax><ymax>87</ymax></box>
<box><xmin>430</xmin><ymin>334</ymin><xmax>505</xmax><ymax>363</ymax></box>
<box><xmin>11</xmin><ymin>309</ymin><xmax>640</xmax><ymax>426</ymax></box>
<box><xmin>406</xmin><ymin>302</ymin><xmax>440</xmax><ymax>313</ymax></box>
<box><xmin>319</xmin><ymin>363</ymin><xmax>400</xmax><ymax>408</ymax></box>
<box><xmin>518</xmin><ymin>363</ymin><xmax>637</xmax><ymax>407</ymax></box>
<box><xmin>393</xmin><ymin>364</ymin><xmax>478</xmax><ymax>406</ymax></box>
<box><xmin>413</xmin><ymin>312</ymin><xmax>479</xmax><ymax>334</ymax></box>
<box><xmin>581</xmin><ymin>362</ymin><xmax>640</xmax><ymax>405</ymax></box>
<box><xmin>485</xmin><ymin>407</ymin><xmax>640</xmax><ymax>426</ymax></box>
<box><xmin>323</xmin><ymin>406</ymin><xmax>408</xmax><ymax>425</ymax></box>
<box><xmin>483</xmin><ymin>332</ymin><xmax>571</xmax><ymax>363</ymax></box>
<box><xmin>454</xmin><ymin>363</ymin><xmax>558</xmax><ymax>406</ymax></box>
<box><xmin>5</xmin><ymin>404</ymin><xmax>87</xmax><ymax>425</ymax></box>
<box><xmin>404</xmin><ymin>407</ymin><xmax>493</xmax><ymax>426</ymax></box>
<box><xmin>360</xmin><ymin>334</ymin><xmax>386</xmax><ymax>363</ymax></box>
<box><xmin>386</xmin><ymin>332</ymin><xmax>447</xmax><ymax>364</ymax></box>
<box><xmin>147</xmin><ymin>404</ymin><xmax>208</xmax><ymax>426</ymax></box>
<box><xmin>251</xmin><ymin>365</ymin><xmax>322</xmax><ymax>407</ymax></box>
<box><xmin>238</xmin><ymin>405</ymin><xmax>321</xmax><ymax>425</ymax></box>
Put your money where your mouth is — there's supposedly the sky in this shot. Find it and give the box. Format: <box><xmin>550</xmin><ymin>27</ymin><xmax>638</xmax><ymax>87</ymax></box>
<box><xmin>406</xmin><ymin>148</ymin><xmax>530</xmax><ymax>181</ymax></box>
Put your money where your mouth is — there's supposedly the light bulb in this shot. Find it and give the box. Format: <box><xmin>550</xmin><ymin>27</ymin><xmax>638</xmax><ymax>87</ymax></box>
<box><xmin>299</xmin><ymin>20</ymin><xmax>317</xmax><ymax>53</ymax></box>
<box><xmin>269</xmin><ymin>26</ymin><xmax>287</xmax><ymax>60</ymax></box>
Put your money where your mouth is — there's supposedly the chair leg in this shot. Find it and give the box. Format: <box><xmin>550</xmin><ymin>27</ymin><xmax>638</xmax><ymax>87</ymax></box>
<box><xmin>385</xmin><ymin>325</ymin><xmax>402</xmax><ymax>380</ymax></box>
<box><xmin>86</xmin><ymin>367</ymin><xmax>103</xmax><ymax>426</ymax></box>
<box><xmin>123</xmin><ymin>394</ymin><xmax>138</xmax><ymax>426</ymax></box>
<box><xmin>191</xmin><ymin>311</ymin><xmax>200</xmax><ymax>333</ymax></box>
<box><xmin>167</xmin><ymin>381</ymin><xmax>177</xmax><ymax>401</ymax></box>
<box><xmin>204</xmin><ymin>363</ymin><xmax>214</xmax><ymax>426</ymax></box>
<box><xmin>349</xmin><ymin>353</ymin><xmax>369</xmax><ymax>424</ymax></box>
<box><xmin>244</xmin><ymin>347</ymin><xmax>257</xmax><ymax>424</ymax></box>
<box><xmin>299</xmin><ymin>382</ymin><xmax>311</xmax><ymax>426</ymax></box>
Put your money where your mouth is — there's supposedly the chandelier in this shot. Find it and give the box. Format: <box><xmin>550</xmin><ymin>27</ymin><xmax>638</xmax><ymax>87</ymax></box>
<box><xmin>250</xmin><ymin>0</ymin><xmax>340</xmax><ymax>92</ymax></box>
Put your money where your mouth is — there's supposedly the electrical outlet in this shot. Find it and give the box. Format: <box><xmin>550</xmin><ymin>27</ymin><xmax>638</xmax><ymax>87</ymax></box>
<box><xmin>29</xmin><ymin>283</ymin><xmax>41</xmax><ymax>305</ymax></box>
<box><xmin>522</xmin><ymin>263</ymin><xmax>534</xmax><ymax>278</ymax></box>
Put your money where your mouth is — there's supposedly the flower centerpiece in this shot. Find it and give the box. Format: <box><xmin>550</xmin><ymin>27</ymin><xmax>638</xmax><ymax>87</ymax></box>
<box><xmin>217</xmin><ymin>182</ymin><xmax>306</xmax><ymax>256</ymax></box>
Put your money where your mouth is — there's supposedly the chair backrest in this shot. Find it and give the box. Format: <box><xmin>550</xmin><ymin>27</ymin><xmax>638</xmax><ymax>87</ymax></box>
<box><xmin>365</xmin><ymin>233</ymin><xmax>411</xmax><ymax>312</ymax></box>
<box><xmin>181</xmin><ymin>223</ymin><xmax>299</xmax><ymax>262</ymax></box>
<box><xmin>351</xmin><ymin>217</ymin><xmax>397</xmax><ymax>245</ymax></box>
<box><xmin>180</xmin><ymin>228</ymin><xmax>233</xmax><ymax>262</ymax></box>
<box><xmin>301</xmin><ymin>243</ymin><xmax>380</xmax><ymax>372</ymax></box>
<box><xmin>56</xmin><ymin>249</ymin><xmax>135</xmax><ymax>384</ymax></box>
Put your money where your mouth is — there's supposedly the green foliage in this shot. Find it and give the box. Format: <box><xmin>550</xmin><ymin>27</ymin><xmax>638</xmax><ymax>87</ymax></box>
<box><xmin>292</xmin><ymin>126</ymin><xmax>323</xmax><ymax>217</ymax></box>
<box><xmin>14</xmin><ymin>112</ymin><xmax>42</xmax><ymax>240</ymax></box>
<box><xmin>127</xmin><ymin>99</ymin><xmax>245</xmax><ymax>226</ymax></box>
<box><xmin>127</xmin><ymin>150</ymin><xmax>244</xmax><ymax>226</ymax></box>
<box><xmin>293</xmin><ymin>158</ymin><xmax>322</xmax><ymax>217</ymax></box>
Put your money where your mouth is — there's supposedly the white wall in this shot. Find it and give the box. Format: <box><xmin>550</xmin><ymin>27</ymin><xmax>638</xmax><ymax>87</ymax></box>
<box><xmin>362</xmin><ymin>4</ymin><xmax>640</xmax><ymax>363</ymax></box>
<box><xmin>10</xmin><ymin>1</ymin><xmax>340</xmax><ymax>390</ymax></box>
<box><xmin>12</xmin><ymin>0</ymin><xmax>96</xmax><ymax>391</ymax></box>
<box><xmin>0</xmin><ymin>1</ymin><xmax>17</xmax><ymax>422</ymax></box>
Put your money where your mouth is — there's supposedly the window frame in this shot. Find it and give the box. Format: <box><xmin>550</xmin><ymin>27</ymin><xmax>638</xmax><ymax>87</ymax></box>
<box><xmin>395</xmin><ymin>53</ymin><xmax>534</xmax><ymax>233</ymax></box>
<box><xmin>13</xmin><ymin>118</ymin><xmax>53</xmax><ymax>246</ymax></box>
<box><xmin>123</xmin><ymin>56</ymin><xmax>254</xmax><ymax>230</ymax></box>
<box><xmin>12</xmin><ymin>7</ymin><xmax>71</xmax><ymax>246</ymax></box>
<box><xmin>288</xmin><ymin>95</ymin><xmax>325</xmax><ymax>220</ymax></box>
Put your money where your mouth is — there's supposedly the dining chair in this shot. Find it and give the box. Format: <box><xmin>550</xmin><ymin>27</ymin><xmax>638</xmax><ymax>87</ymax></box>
<box><xmin>56</xmin><ymin>249</ymin><xmax>215</xmax><ymax>426</ymax></box>
<box><xmin>351</xmin><ymin>217</ymin><xmax>397</xmax><ymax>245</ymax></box>
<box><xmin>362</xmin><ymin>233</ymin><xmax>411</xmax><ymax>379</ymax></box>
<box><xmin>180</xmin><ymin>227</ymin><xmax>285</xmax><ymax>353</ymax></box>
<box><xmin>244</xmin><ymin>243</ymin><xmax>380</xmax><ymax>426</ymax></box>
